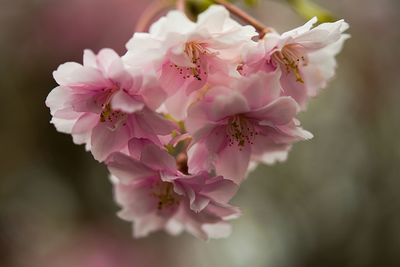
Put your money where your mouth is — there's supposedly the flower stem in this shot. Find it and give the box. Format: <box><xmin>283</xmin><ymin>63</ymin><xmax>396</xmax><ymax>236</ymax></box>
<box><xmin>176</xmin><ymin>0</ymin><xmax>185</xmax><ymax>12</ymax></box>
<box><xmin>135</xmin><ymin>0</ymin><xmax>173</xmax><ymax>32</ymax></box>
<box><xmin>212</xmin><ymin>0</ymin><xmax>270</xmax><ymax>38</ymax></box>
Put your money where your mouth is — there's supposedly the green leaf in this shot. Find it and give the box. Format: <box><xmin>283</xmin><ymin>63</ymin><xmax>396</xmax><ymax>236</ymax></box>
<box><xmin>286</xmin><ymin>0</ymin><xmax>336</xmax><ymax>23</ymax></box>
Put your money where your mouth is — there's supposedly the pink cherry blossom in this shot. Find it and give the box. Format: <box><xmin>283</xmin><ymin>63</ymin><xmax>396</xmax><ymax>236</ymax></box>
<box><xmin>106</xmin><ymin>138</ymin><xmax>240</xmax><ymax>240</ymax></box>
<box><xmin>240</xmin><ymin>18</ymin><xmax>349</xmax><ymax>108</ymax></box>
<box><xmin>124</xmin><ymin>5</ymin><xmax>257</xmax><ymax>119</ymax></box>
<box><xmin>186</xmin><ymin>72</ymin><xmax>313</xmax><ymax>183</ymax></box>
<box><xmin>46</xmin><ymin>49</ymin><xmax>175</xmax><ymax>162</ymax></box>
<box><xmin>45</xmin><ymin>0</ymin><xmax>350</xmax><ymax>240</ymax></box>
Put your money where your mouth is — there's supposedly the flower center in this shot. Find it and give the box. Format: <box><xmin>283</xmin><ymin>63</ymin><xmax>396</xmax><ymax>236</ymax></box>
<box><xmin>152</xmin><ymin>181</ymin><xmax>181</xmax><ymax>211</ymax></box>
<box><xmin>100</xmin><ymin>103</ymin><xmax>128</xmax><ymax>130</ymax></box>
<box><xmin>226</xmin><ymin>116</ymin><xmax>257</xmax><ymax>149</ymax></box>
<box><xmin>271</xmin><ymin>44</ymin><xmax>308</xmax><ymax>83</ymax></box>
<box><xmin>169</xmin><ymin>41</ymin><xmax>210</xmax><ymax>81</ymax></box>
<box><xmin>96</xmin><ymin>85</ymin><xmax>128</xmax><ymax>130</ymax></box>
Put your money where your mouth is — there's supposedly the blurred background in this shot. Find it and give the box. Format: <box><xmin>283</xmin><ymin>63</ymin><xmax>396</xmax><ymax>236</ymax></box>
<box><xmin>1</xmin><ymin>0</ymin><xmax>400</xmax><ymax>266</ymax></box>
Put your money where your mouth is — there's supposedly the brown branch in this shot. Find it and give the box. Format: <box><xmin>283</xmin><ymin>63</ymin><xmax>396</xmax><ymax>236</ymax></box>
<box><xmin>135</xmin><ymin>0</ymin><xmax>173</xmax><ymax>32</ymax></box>
<box><xmin>212</xmin><ymin>0</ymin><xmax>270</xmax><ymax>39</ymax></box>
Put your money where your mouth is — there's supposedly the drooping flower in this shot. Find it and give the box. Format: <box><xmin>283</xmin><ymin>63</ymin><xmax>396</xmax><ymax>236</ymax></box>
<box><xmin>186</xmin><ymin>73</ymin><xmax>313</xmax><ymax>183</ymax></box>
<box><xmin>240</xmin><ymin>17</ymin><xmax>349</xmax><ymax>108</ymax></box>
<box><xmin>124</xmin><ymin>5</ymin><xmax>257</xmax><ymax>119</ymax></box>
<box><xmin>106</xmin><ymin>138</ymin><xmax>240</xmax><ymax>240</ymax></box>
<box><xmin>45</xmin><ymin>49</ymin><xmax>175</xmax><ymax>162</ymax></box>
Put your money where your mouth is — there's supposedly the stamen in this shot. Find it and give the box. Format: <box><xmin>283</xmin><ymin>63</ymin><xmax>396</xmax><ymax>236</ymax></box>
<box><xmin>152</xmin><ymin>181</ymin><xmax>181</xmax><ymax>211</ymax></box>
<box><xmin>100</xmin><ymin>103</ymin><xmax>128</xmax><ymax>130</ymax></box>
<box><xmin>226</xmin><ymin>116</ymin><xmax>257</xmax><ymax>150</ymax></box>
<box><xmin>169</xmin><ymin>41</ymin><xmax>212</xmax><ymax>81</ymax></box>
<box><xmin>271</xmin><ymin>44</ymin><xmax>308</xmax><ymax>83</ymax></box>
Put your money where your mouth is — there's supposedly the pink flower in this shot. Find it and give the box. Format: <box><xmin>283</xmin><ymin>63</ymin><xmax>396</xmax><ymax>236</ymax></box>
<box><xmin>124</xmin><ymin>5</ymin><xmax>257</xmax><ymax>119</ymax></box>
<box><xmin>45</xmin><ymin>49</ymin><xmax>175</xmax><ymax>161</ymax></box>
<box><xmin>106</xmin><ymin>138</ymin><xmax>240</xmax><ymax>240</ymax></box>
<box><xmin>186</xmin><ymin>73</ymin><xmax>313</xmax><ymax>183</ymax></box>
<box><xmin>240</xmin><ymin>18</ymin><xmax>349</xmax><ymax>108</ymax></box>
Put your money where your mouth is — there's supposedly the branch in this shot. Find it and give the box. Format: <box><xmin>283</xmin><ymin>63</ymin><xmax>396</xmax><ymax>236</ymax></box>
<box><xmin>135</xmin><ymin>0</ymin><xmax>173</xmax><ymax>32</ymax></box>
<box><xmin>212</xmin><ymin>0</ymin><xmax>270</xmax><ymax>38</ymax></box>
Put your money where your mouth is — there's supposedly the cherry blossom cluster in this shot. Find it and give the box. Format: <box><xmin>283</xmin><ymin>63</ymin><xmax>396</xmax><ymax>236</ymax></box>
<box><xmin>46</xmin><ymin>5</ymin><xmax>349</xmax><ymax>240</ymax></box>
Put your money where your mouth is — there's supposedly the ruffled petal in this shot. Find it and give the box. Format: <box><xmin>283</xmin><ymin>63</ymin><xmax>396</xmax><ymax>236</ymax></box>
<box><xmin>111</xmin><ymin>90</ymin><xmax>145</xmax><ymax>114</ymax></box>
<box><xmin>71</xmin><ymin>112</ymin><xmax>99</xmax><ymax>134</ymax></box>
<box><xmin>53</xmin><ymin>62</ymin><xmax>108</xmax><ymax>89</ymax></box>
<box><xmin>248</xmin><ymin>97</ymin><xmax>298</xmax><ymax>126</ymax></box>
<box><xmin>45</xmin><ymin>86</ymin><xmax>74</xmax><ymax>115</ymax></box>
<box><xmin>201</xmin><ymin>176</ymin><xmax>238</xmax><ymax>203</ymax></box>
<box><xmin>107</xmin><ymin>152</ymin><xmax>155</xmax><ymax>183</ymax></box>
<box><xmin>139</xmin><ymin>142</ymin><xmax>177</xmax><ymax>173</ymax></box>
<box><xmin>214</xmin><ymin>143</ymin><xmax>251</xmax><ymax>184</ymax></box>
<box><xmin>91</xmin><ymin>123</ymin><xmax>131</xmax><ymax>162</ymax></box>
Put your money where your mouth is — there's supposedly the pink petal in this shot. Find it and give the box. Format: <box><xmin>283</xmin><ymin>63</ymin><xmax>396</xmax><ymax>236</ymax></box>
<box><xmin>197</xmin><ymin>5</ymin><xmax>229</xmax><ymax>32</ymax></box>
<box><xmin>133</xmin><ymin>213</ymin><xmax>168</xmax><ymax>238</ymax></box>
<box><xmin>53</xmin><ymin>62</ymin><xmax>107</xmax><ymax>89</ymax></box>
<box><xmin>128</xmin><ymin>138</ymin><xmax>155</xmax><ymax>160</ymax></box>
<box><xmin>215</xmin><ymin>143</ymin><xmax>251</xmax><ymax>184</ymax></box>
<box><xmin>136</xmin><ymin>108</ymin><xmax>176</xmax><ymax>136</ymax></box>
<box><xmin>149</xmin><ymin>10</ymin><xmax>195</xmax><ymax>36</ymax></box>
<box><xmin>239</xmin><ymin>72</ymin><xmax>282</xmax><ymax>110</ymax></box>
<box><xmin>140</xmin><ymin>143</ymin><xmax>177</xmax><ymax>172</ymax></box>
<box><xmin>249</xmin><ymin>97</ymin><xmax>298</xmax><ymax>126</ymax></box>
<box><xmin>140</xmin><ymin>77</ymin><xmax>167</xmax><ymax>110</ymax></box>
<box><xmin>50</xmin><ymin>117</ymin><xmax>78</xmax><ymax>134</ymax></box>
<box><xmin>107</xmin><ymin>153</ymin><xmax>155</xmax><ymax>183</ymax></box>
<box><xmin>282</xmin><ymin>17</ymin><xmax>318</xmax><ymax>38</ymax></box>
<box><xmin>190</xmin><ymin>195</ymin><xmax>210</xmax><ymax>213</ymax></box>
<box><xmin>188</xmin><ymin>142</ymin><xmax>214</xmax><ymax>175</ymax></box>
<box><xmin>294</xmin><ymin>20</ymin><xmax>348</xmax><ymax>50</ymax></box>
<box><xmin>159</xmin><ymin>62</ymin><xmax>186</xmax><ymax>96</ymax></box>
<box><xmin>111</xmin><ymin>90</ymin><xmax>144</xmax><ymax>114</ymax></box>
<box><xmin>201</xmin><ymin>176</ymin><xmax>238</xmax><ymax>203</ymax></box>
<box><xmin>280</xmin><ymin>71</ymin><xmax>309</xmax><ymax>109</ymax></box>
<box><xmin>114</xmin><ymin>179</ymin><xmax>157</xmax><ymax>218</ymax></box>
<box><xmin>70</xmin><ymin>91</ymin><xmax>102</xmax><ymax>113</ymax></box>
<box><xmin>71</xmin><ymin>113</ymin><xmax>99</xmax><ymax>134</ymax></box>
<box><xmin>205</xmin><ymin>202</ymin><xmax>241</xmax><ymax>220</ymax></box>
<box><xmin>202</xmin><ymin>222</ymin><xmax>232</xmax><ymax>239</ymax></box>
<box><xmin>208</xmin><ymin>87</ymin><xmax>249</xmax><ymax>121</ymax></box>
<box><xmin>45</xmin><ymin>86</ymin><xmax>73</xmax><ymax>115</ymax></box>
<box><xmin>164</xmin><ymin>86</ymin><xmax>194</xmax><ymax>120</ymax></box>
<box><xmin>91</xmin><ymin>123</ymin><xmax>131</xmax><ymax>162</ymax></box>
<box><xmin>96</xmin><ymin>48</ymin><xmax>121</xmax><ymax>74</ymax></box>
<box><xmin>83</xmin><ymin>49</ymin><xmax>97</xmax><ymax>68</ymax></box>
<box><xmin>54</xmin><ymin>107</ymin><xmax>80</xmax><ymax>119</ymax></box>
<box><xmin>255</xmin><ymin>150</ymin><xmax>290</xmax><ymax>165</ymax></box>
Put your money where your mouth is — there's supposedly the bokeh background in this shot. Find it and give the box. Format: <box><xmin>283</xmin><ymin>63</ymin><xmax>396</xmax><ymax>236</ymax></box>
<box><xmin>1</xmin><ymin>0</ymin><xmax>400</xmax><ymax>266</ymax></box>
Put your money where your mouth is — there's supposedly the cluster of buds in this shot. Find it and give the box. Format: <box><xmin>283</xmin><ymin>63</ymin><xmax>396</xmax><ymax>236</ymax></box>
<box><xmin>46</xmin><ymin>4</ymin><xmax>349</xmax><ymax>240</ymax></box>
